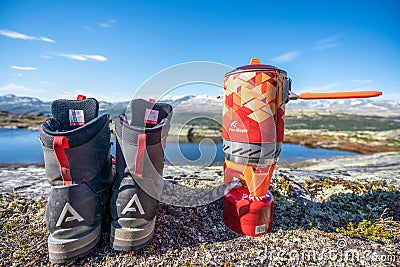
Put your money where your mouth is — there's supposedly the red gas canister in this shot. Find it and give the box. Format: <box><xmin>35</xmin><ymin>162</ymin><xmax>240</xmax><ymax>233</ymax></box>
<box><xmin>223</xmin><ymin>182</ymin><xmax>274</xmax><ymax>236</ymax></box>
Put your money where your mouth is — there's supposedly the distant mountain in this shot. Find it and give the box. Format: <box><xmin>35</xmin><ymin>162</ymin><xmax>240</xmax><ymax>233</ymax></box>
<box><xmin>0</xmin><ymin>94</ymin><xmax>129</xmax><ymax>115</ymax></box>
<box><xmin>0</xmin><ymin>94</ymin><xmax>222</xmax><ymax>116</ymax></box>
<box><xmin>98</xmin><ymin>100</ymin><xmax>129</xmax><ymax>118</ymax></box>
<box><xmin>158</xmin><ymin>95</ymin><xmax>400</xmax><ymax>117</ymax></box>
<box><xmin>286</xmin><ymin>98</ymin><xmax>400</xmax><ymax>116</ymax></box>
<box><xmin>160</xmin><ymin>95</ymin><xmax>400</xmax><ymax>117</ymax></box>
<box><xmin>1</xmin><ymin>94</ymin><xmax>399</xmax><ymax>117</ymax></box>
<box><xmin>158</xmin><ymin>95</ymin><xmax>197</xmax><ymax>107</ymax></box>
<box><xmin>160</xmin><ymin>94</ymin><xmax>223</xmax><ymax>113</ymax></box>
<box><xmin>0</xmin><ymin>94</ymin><xmax>51</xmax><ymax>114</ymax></box>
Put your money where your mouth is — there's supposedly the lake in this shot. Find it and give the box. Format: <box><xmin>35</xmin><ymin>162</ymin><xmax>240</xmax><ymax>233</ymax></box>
<box><xmin>0</xmin><ymin>128</ymin><xmax>356</xmax><ymax>165</ymax></box>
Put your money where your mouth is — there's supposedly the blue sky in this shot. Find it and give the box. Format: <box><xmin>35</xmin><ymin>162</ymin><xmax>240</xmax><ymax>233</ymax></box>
<box><xmin>0</xmin><ymin>0</ymin><xmax>399</xmax><ymax>102</ymax></box>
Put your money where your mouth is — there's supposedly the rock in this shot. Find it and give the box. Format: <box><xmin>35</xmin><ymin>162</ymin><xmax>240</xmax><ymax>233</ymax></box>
<box><xmin>1</xmin><ymin>152</ymin><xmax>399</xmax><ymax>267</ymax></box>
<box><xmin>304</xmin><ymin>152</ymin><xmax>400</xmax><ymax>187</ymax></box>
<box><xmin>0</xmin><ymin>167</ymin><xmax>49</xmax><ymax>198</ymax></box>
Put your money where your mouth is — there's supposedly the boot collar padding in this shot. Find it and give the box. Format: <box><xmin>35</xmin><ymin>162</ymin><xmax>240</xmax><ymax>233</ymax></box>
<box><xmin>51</xmin><ymin>98</ymin><xmax>99</xmax><ymax>131</ymax></box>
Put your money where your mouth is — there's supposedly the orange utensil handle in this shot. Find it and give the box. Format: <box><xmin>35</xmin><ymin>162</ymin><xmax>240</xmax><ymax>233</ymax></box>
<box><xmin>299</xmin><ymin>91</ymin><xmax>382</xmax><ymax>100</ymax></box>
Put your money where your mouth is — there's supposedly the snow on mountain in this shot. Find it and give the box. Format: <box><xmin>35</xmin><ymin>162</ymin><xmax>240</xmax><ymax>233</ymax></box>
<box><xmin>0</xmin><ymin>94</ymin><xmax>51</xmax><ymax>114</ymax></box>
<box><xmin>158</xmin><ymin>95</ymin><xmax>196</xmax><ymax>107</ymax></box>
<box><xmin>350</xmin><ymin>100</ymin><xmax>363</xmax><ymax>105</ymax></box>
<box><xmin>1</xmin><ymin>94</ymin><xmax>399</xmax><ymax>116</ymax></box>
<box><xmin>163</xmin><ymin>94</ymin><xmax>223</xmax><ymax>113</ymax></box>
<box><xmin>152</xmin><ymin>95</ymin><xmax>400</xmax><ymax>116</ymax></box>
<box><xmin>159</xmin><ymin>94</ymin><xmax>192</xmax><ymax>101</ymax></box>
<box><xmin>286</xmin><ymin>98</ymin><xmax>400</xmax><ymax>116</ymax></box>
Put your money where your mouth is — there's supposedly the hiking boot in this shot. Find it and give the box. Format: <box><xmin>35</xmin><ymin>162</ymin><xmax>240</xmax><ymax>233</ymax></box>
<box><xmin>39</xmin><ymin>95</ymin><xmax>114</xmax><ymax>263</ymax></box>
<box><xmin>110</xmin><ymin>99</ymin><xmax>172</xmax><ymax>251</ymax></box>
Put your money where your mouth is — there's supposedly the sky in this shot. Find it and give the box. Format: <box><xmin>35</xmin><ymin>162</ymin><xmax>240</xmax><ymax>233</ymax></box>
<box><xmin>0</xmin><ymin>0</ymin><xmax>399</xmax><ymax>102</ymax></box>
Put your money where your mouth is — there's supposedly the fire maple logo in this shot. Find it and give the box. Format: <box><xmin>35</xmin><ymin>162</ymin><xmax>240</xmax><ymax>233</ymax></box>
<box><xmin>229</xmin><ymin>120</ymin><xmax>248</xmax><ymax>133</ymax></box>
<box><xmin>230</xmin><ymin>121</ymin><xmax>238</xmax><ymax>128</ymax></box>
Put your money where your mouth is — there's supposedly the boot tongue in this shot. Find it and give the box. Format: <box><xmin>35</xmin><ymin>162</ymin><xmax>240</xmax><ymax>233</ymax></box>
<box><xmin>129</xmin><ymin>99</ymin><xmax>171</xmax><ymax>128</ymax></box>
<box><xmin>51</xmin><ymin>98</ymin><xmax>99</xmax><ymax>130</ymax></box>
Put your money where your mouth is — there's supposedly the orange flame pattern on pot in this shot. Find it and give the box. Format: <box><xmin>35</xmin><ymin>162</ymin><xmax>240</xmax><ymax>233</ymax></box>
<box><xmin>222</xmin><ymin>58</ymin><xmax>289</xmax><ymax>196</ymax></box>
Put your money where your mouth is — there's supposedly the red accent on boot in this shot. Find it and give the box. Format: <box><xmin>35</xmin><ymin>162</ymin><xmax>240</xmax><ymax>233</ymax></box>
<box><xmin>134</xmin><ymin>134</ymin><xmax>146</xmax><ymax>178</ymax></box>
<box><xmin>53</xmin><ymin>136</ymin><xmax>73</xmax><ymax>185</ymax></box>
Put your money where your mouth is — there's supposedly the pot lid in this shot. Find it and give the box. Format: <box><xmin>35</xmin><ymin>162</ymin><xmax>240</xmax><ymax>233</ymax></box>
<box><xmin>226</xmin><ymin>57</ymin><xmax>286</xmax><ymax>76</ymax></box>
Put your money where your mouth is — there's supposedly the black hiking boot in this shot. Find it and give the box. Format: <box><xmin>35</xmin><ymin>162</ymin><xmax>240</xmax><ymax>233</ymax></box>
<box><xmin>110</xmin><ymin>99</ymin><xmax>172</xmax><ymax>251</ymax></box>
<box><xmin>39</xmin><ymin>96</ymin><xmax>114</xmax><ymax>263</ymax></box>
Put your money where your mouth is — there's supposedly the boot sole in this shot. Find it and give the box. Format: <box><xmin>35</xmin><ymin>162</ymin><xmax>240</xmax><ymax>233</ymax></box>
<box><xmin>110</xmin><ymin>217</ymin><xmax>156</xmax><ymax>251</ymax></box>
<box><xmin>48</xmin><ymin>224</ymin><xmax>101</xmax><ymax>263</ymax></box>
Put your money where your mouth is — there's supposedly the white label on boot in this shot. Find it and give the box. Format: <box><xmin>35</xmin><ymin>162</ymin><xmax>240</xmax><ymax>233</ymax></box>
<box><xmin>56</xmin><ymin>202</ymin><xmax>85</xmax><ymax>227</ymax></box>
<box><xmin>144</xmin><ymin>109</ymin><xmax>159</xmax><ymax>125</ymax></box>
<box><xmin>122</xmin><ymin>194</ymin><xmax>145</xmax><ymax>215</ymax></box>
<box><xmin>69</xmin><ymin>109</ymin><xmax>85</xmax><ymax>126</ymax></box>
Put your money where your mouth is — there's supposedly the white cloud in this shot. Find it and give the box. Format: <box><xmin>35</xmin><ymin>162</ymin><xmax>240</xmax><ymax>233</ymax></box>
<box><xmin>83</xmin><ymin>19</ymin><xmax>117</xmax><ymax>32</ymax></box>
<box><xmin>10</xmin><ymin>65</ymin><xmax>37</xmax><ymax>71</ymax></box>
<box><xmin>39</xmin><ymin>55</ymin><xmax>52</xmax><ymax>59</ymax></box>
<box><xmin>98</xmin><ymin>22</ymin><xmax>110</xmax><ymax>28</ymax></box>
<box><xmin>0</xmin><ymin>29</ymin><xmax>55</xmax><ymax>43</ymax></box>
<box><xmin>0</xmin><ymin>83</ymin><xmax>33</xmax><ymax>92</ymax></box>
<box><xmin>98</xmin><ymin>19</ymin><xmax>117</xmax><ymax>28</ymax></box>
<box><xmin>56</xmin><ymin>53</ymin><xmax>107</xmax><ymax>62</ymax></box>
<box><xmin>351</xmin><ymin>79</ymin><xmax>372</xmax><ymax>83</ymax></box>
<box><xmin>316</xmin><ymin>35</ymin><xmax>342</xmax><ymax>50</ymax></box>
<box><xmin>84</xmin><ymin>55</ymin><xmax>107</xmax><ymax>61</ymax></box>
<box><xmin>270</xmin><ymin>51</ymin><xmax>299</xmax><ymax>63</ymax></box>
<box><xmin>14</xmin><ymin>73</ymin><xmax>23</xmax><ymax>77</ymax></box>
<box><xmin>39</xmin><ymin>37</ymin><xmax>54</xmax><ymax>43</ymax></box>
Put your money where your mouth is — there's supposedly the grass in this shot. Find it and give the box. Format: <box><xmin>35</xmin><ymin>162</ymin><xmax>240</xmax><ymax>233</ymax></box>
<box><xmin>273</xmin><ymin>177</ymin><xmax>294</xmax><ymax>196</ymax></box>
<box><xmin>336</xmin><ymin>220</ymin><xmax>395</xmax><ymax>244</ymax></box>
<box><xmin>294</xmin><ymin>178</ymin><xmax>400</xmax><ymax>244</ymax></box>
